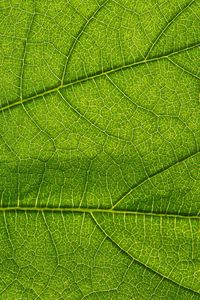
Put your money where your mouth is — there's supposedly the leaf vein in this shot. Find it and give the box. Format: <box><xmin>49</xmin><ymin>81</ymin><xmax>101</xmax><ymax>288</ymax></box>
<box><xmin>0</xmin><ymin>42</ymin><xmax>199</xmax><ymax>113</ymax></box>
<box><xmin>90</xmin><ymin>212</ymin><xmax>200</xmax><ymax>296</ymax></box>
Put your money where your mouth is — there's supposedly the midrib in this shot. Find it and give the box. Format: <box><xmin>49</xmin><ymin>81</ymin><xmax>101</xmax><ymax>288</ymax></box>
<box><xmin>0</xmin><ymin>206</ymin><xmax>199</xmax><ymax>219</ymax></box>
<box><xmin>0</xmin><ymin>42</ymin><xmax>199</xmax><ymax>113</ymax></box>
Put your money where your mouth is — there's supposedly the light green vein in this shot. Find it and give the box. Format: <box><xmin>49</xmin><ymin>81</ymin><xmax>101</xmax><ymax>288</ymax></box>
<box><xmin>112</xmin><ymin>150</ymin><xmax>200</xmax><ymax>209</ymax></box>
<box><xmin>145</xmin><ymin>0</ymin><xmax>195</xmax><ymax>59</ymax></box>
<box><xmin>61</xmin><ymin>0</ymin><xmax>110</xmax><ymax>84</ymax></box>
<box><xmin>90</xmin><ymin>212</ymin><xmax>200</xmax><ymax>297</ymax></box>
<box><xmin>0</xmin><ymin>43</ymin><xmax>199</xmax><ymax>113</ymax></box>
<box><xmin>0</xmin><ymin>206</ymin><xmax>199</xmax><ymax>219</ymax></box>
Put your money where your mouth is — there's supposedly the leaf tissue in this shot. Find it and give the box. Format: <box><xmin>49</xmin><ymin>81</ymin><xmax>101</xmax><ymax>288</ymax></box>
<box><xmin>0</xmin><ymin>0</ymin><xmax>200</xmax><ymax>299</ymax></box>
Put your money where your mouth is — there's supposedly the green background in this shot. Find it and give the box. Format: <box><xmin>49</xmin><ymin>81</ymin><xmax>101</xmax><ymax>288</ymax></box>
<box><xmin>0</xmin><ymin>0</ymin><xmax>200</xmax><ymax>298</ymax></box>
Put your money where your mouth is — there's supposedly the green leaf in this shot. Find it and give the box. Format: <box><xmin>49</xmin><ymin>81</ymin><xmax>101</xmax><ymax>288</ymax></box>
<box><xmin>0</xmin><ymin>0</ymin><xmax>200</xmax><ymax>299</ymax></box>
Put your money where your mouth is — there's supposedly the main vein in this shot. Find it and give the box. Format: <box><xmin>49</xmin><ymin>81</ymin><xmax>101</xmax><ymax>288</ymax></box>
<box><xmin>0</xmin><ymin>206</ymin><xmax>199</xmax><ymax>219</ymax></box>
<box><xmin>1</xmin><ymin>43</ymin><xmax>199</xmax><ymax>113</ymax></box>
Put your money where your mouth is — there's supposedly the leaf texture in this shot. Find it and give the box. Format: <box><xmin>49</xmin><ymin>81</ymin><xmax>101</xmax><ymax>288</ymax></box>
<box><xmin>0</xmin><ymin>0</ymin><xmax>200</xmax><ymax>299</ymax></box>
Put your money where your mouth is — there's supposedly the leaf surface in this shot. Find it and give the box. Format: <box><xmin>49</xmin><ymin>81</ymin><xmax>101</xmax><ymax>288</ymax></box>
<box><xmin>0</xmin><ymin>0</ymin><xmax>200</xmax><ymax>299</ymax></box>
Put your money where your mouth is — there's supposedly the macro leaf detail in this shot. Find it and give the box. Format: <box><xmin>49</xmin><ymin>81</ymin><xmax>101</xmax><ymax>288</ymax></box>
<box><xmin>0</xmin><ymin>0</ymin><xmax>200</xmax><ymax>299</ymax></box>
